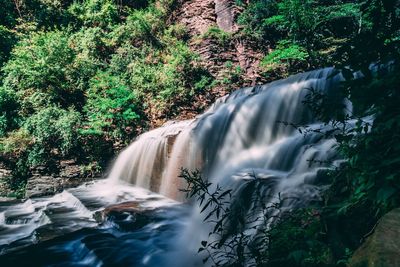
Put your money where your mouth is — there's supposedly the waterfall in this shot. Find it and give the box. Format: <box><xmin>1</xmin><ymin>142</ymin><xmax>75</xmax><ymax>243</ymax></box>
<box><xmin>108</xmin><ymin>120</ymin><xmax>193</xmax><ymax>192</ymax></box>
<box><xmin>105</xmin><ymin>68</ymin><xmax>345</xmax><ymax>265</ymax></box>
<box><xmin>111</xmin><ymin>68</ymin><xmax>343</xmax><ymax>201</ymax></box>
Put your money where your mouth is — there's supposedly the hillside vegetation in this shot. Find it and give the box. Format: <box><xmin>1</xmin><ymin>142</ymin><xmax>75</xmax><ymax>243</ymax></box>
<box><xmin>0</xmin><ymin>0</ymin><xmax>214</xmax><ymax>194</ymax></box>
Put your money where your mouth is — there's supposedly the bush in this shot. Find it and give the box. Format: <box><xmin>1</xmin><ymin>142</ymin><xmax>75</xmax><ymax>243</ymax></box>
<box><xmin>0</xmin><ymin>106</ymin><xmax>81</xmax><ymax>180</ymax></box>
<box><xmin>237</xmin><ymin>0</ymin><xmax>279</xmax><ymax>39</ymax></box>
<box><xmin>23</xmin><ymin>106</ymin><xmax>82</xmax><ymax>165</ymax></box>
<box><xmin>0</xmin><ymin>0</ymin><xmax>211</xmax><ymax>192</ymax></box>
<box><xmin>0</xmin><ymin>87</ymin><xmax>19</xmax><ymax>137</ymax></box>
<box><xmin>201</xmin><ymin>26</ymin><xmax>232</xmax><ymax>46</ymax></box>
<box><xmin>0</xmin><ymin>26</ymin><xmax>16</xmax><ymax>68</ymax></box>
<box><xmin>82</xmin><ymin>71</ymin><xmax>140</xmax><ymax>144</ymax></box>
<box><xmin>2</xmin><ymin>30</ymin><xmax>87</xmax><ymax>111</ymax></box>
<box><xmin>68</xmin><ymin>0</ymin><xmax>120</xmax><ymax>28</ymax></box>
<box><xmin>261</xmin><ymin>40</ymin><xmax>309</xmax><ymax>76</ymax></box>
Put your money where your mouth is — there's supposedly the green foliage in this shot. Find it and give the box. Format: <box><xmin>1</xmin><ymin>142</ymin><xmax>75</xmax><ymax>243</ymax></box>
<box><xmin>218</xmin><ymin>61</ymin><xmax>243</xmax><ymax>88</ymax></box>
<box><xmin>70</xmin><ymin>26</ymin><xmax>112</xmax><ymax>61</ymax></box>
<box><xmin>239</xmin><ymin>0</ymin><xmax>361</xmax><ymax>75</ymax></box>
<box><xmin>68</xmin><ymin>0</ymin><xmax>120</xmax><ymax>28</ymax></box>
<box><xmin>267</xmin><ymin>209</ymin><xmax>331</xmax><ymax>267</ymax></box>
<box><xmin>2</xmin><ymin>30</ymin><xmax>90</xmax><ymax>111</ymax></box>
<box><xmin>296</xmin><ymin>0</ymin><xmax>400</xmax><ymax>259</ymax></box>
<box><xmin>0</xmin><ymin>87</ymin><xmax>19</xmax><ymax>137</ymax></box>
<box><xmin>0</xmin><ymin>0</ymin><xmax>210</xmax><ymax>188</ymax></box>
<box><xmin>0</xmin><ymin>128</ymin><xmax>33</xmax><ymax>183</ymax></box>
<box><xmin>261</xmin><ymin>40</ymin><xmax>309</xmax><ymax>74</ymax></box>
<box><xmin>201</xmin><ymin>26</ymin><xmax>232</xmax><ymax>46</ymax></box>
<box><xmin>23</xmin><ymin>106</ymin><xmax>82</xmax><ymax>165</ymax></box>
<box><xmin>180</xmin><ymin>169</ymin><xmax>334</xmax><ymax>267</ymax></box>
<box><xmin>0</xmin><ymin>128</ymin><xmax>32</xmax><ymax>159</ymax></box>
<box><xmin>0</xmin><ymin>26</ymin><xmax>16</xmax><ymax>68</ymax></box>
<box><xmin>82</xmin><ymin>71</ymin><xmax>140</xmax><ymax>144</ymax></box>
<box><xmin>181</xmin><ymin>2</ymin><xmax>400</xmax><ymax>265</ymax></box>
<box><xmin>237</xmin><ymin>0</ymin><xmax>279</xmax><ymax>39</ymax></box>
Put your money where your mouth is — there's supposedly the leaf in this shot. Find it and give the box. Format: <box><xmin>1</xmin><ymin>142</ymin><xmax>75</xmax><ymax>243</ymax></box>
<box><xmin>204</xmin><ymin>209</ymin><xmax>216</xmax><ymax>221</ymax></box>
<box><xmin>288</xmin><ymin>250</ymin><xmax>307</xmax><ymax>263</ymax></box>
<box><xmin>217</xmin><ymin>189</ymin><xmax>232</xmax><ymax>200</ymax></box>
<box><xmin>377</xmin><ymin>186</ymin><xmax>397</xmax><ymax>203</ymax></box>
<box><xmin>201</xmin><ymin>198</ymin><xmax>212</xmax><ymax>213</ymax></box>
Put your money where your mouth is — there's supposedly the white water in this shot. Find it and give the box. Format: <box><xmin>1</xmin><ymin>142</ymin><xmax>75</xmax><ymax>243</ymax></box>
<box><xmin>109</xmin><ymin>68</ymin><xmax>343</xmax><ymax>201</ymax></box>
<box><xmin>103</xmin><ymin>68</ymin><xmax>345</xmax><ymax>264</ymax></box>
<box><xmin>0</xmin><ymin>180</ymin><xmax>177</xmax><ymax>250</ymax></box>
<box><xmin>109</xmin><ymin>120</ymin><xmax>193</xmax><ymax>192</ymax></box>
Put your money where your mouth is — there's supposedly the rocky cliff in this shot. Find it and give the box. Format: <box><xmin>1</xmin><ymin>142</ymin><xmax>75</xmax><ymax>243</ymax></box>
<box><xmin>173</xmin><ymin>0</ymin><xmax>267</xmax><ymax>86</ymax></box>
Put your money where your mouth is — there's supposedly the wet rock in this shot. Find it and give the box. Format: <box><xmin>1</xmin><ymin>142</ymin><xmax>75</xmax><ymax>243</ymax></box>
<box><xmin>94</xmin><ymin>201</ymin><xmax>160</xmax><ymax>231</ymax></box>
<box><xmin>59</xmin><ymin>160</ymin><xmax>81</xmax><ymax>179</ymax></box>
<box><xmin>0</xmin><ymin>196</ymin><xmax>18</xmax><ymax>202</ymax></box>
<box><xmin>25</xmin><ymin>176</ymin><xmax>61</xmax><ymax>198</ymax></box>
<box><xmin>24</xmin><ymin>160</ymin><xmax>99</xmax><ymax>198</ymax></box>
<box><xmin>25</xmin><ymin>175</ymin><xmax>97</xmax><ymax>198</ymax></box>
<box><xmin>94</xmin><ymin>201</ymin><xmax>150</xmax><ymax>222</ymax></box>
<box><xmin>349</xmin><ymin>208</ymin><xmax>400</xmax><ymax>267</ymax></box>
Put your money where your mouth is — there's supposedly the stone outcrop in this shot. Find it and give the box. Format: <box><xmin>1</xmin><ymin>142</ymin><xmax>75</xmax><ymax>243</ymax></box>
<box><xmin>349</xmin><ymin>208</ymin><xmax>400</xmax><ymax>267</ymax></box>
<box><xmin>24</xmin><ymin>175</ymin><xmax>94</xmax><ymax>198</ymax></box>
<box><xmin>215</xmin><ymin>0</ymin><xmax>238</xmax><ymax>32</ymax></box>
<box><xmin>93</xmin><ymin>201</ymin><xmax>159</xmax><ymax>231</ymax></box>
<box><xmin>174</xmin><ymin>0</ymin><xmax>216</xmax><ymax>36</ymax></box>
<box><xmin>25</xmin><ymin>160</ymin><xmax>97</xmax><ymax>198</ymax></box>
<box><xmin>25</xmin><ymin>175</ymin><xmax>62</xmax><ymax>198</ymax></box>
<box><xmin>173</xmin><ymin>0</ymin><xmax>267</xmax><ymax>86</ymax></box>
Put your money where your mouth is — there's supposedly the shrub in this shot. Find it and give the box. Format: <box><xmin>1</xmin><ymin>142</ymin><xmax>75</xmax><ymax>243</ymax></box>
<box><xmin>82</xmin><ymin>71</ymin><xmax>140</xmax><ymax>144</ymax></box>
<box><xmin>23</xmin><ymin>106</ymin><xmax>82</xmax><ymax>165</ymax></box>
<box><xmin>0</xmin><ymin>26</ymin><xmax>16</xmax><ymax>68</ymax></box>
<box><xmin>201</xmin><ymin>26</ymin><xmax>232</xmax><ymax>46</ymax></box>
<box><xmin>261</xmin><ymin>40</ymin><xmax>309</xmax><ymax>75</ymax></box>
<box><xmin>0</xmin><ymin>87</ymin><xmax>19</xmax><ymax>137</ymax></box>
<box><xmin>2</xmin><ymin>30</ymin><xmax>87</xmax><ymax>111</ymax></box>
<box><xmin>68</xmin><ymin>0</ymin><xmax>120</xmax><ymax>28</ymax></box>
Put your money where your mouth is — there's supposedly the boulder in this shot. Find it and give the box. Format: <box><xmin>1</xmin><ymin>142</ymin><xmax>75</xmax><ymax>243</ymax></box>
<box><xmin>25</xmin><ymin>175</ymin><xmax>97</xmax><ymax>198</ymax></box>
<box><xmin>349</xmin><ymin>208</ymin><xmax>400</xmax><ymax>267</ymax></box>
<box><xmin>25</xmin><ymin>175</ymin><xmax>61</xmax><ymax>198</ymax></box>
<box><xmin>94</xmin><ymin>201</ymin><xmax>146</xmax><ymax>223</ymax></box>
<box><xmin>94</xmin><ymin>201</ymin><xmax>159</xmax><ymax>231</ymax></box>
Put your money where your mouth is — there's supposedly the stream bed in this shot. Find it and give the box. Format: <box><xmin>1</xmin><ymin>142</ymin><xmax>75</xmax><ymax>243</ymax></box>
<box><xmin>0</xmin><ymin>180</ymin><xmax>189</xmax><ymax>267</ymax></box>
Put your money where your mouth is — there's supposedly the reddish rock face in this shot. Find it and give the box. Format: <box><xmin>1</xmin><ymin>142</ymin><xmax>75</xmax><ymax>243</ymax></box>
<box><xmin>174</xmin><ymin>0</ymin><xmax>216</xmax><ymax>35</ymax></box>
<box><xmin>173</xmin><ymin>0</ymin><xmax>267</xmax><ymax>87</ymax></box>
<box><xmin>215</xmin><ymin>0</ymin><xmax>237</xmax><ymax>32</ymax></box>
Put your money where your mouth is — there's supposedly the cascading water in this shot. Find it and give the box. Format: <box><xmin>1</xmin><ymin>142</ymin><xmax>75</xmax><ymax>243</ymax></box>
<box><xmin>0</xmin><ymin>68</ymin><xmax>345</xmax><ymax>266</ymax></box>
<box><xmin>108</xmin><ymin>120</ymin><xmax>193</xmax><ymax>192</ymax></box>
<box><xmin>109</xmin><ymin>68</ymin><xmax>343</xmax><ymax>201</ymax></box>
